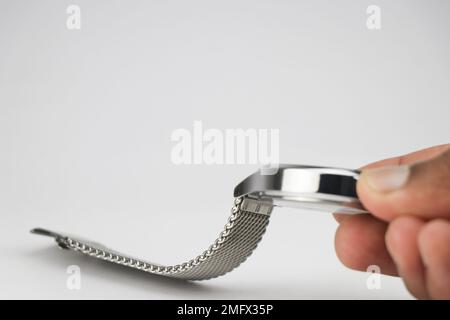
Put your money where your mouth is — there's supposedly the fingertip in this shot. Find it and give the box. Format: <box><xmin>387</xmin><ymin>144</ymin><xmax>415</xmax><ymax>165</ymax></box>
<box><xmin>385</xmin><ymin>217</ymin><xmax>415</xmax><ymax>253</ymax></box>
<box><xmin>334</xmin><ymin>214</ymin><xmax>397</xmax><ymax>276</ymax></box>
<box><xmin>385</xmin><ymin>216</ymin><xmax>425</xmax><ymax>261</ymax></box>
<box><xmin>357</xmin><ymin>174</ymin><xmax>396</xmax><ymax>222</ymax></box>
<box><xmin>417</xmin><ymin>219</ymin><xmax>450</xmax><ymax>252</ymax></box>
<box><xmin>358</xmin><ymin>149</ymin><xmax>450</xmax><ymax>221</ymax></box>
<box><xmin>334</xmin><ymin>218</ymin><xmax>356</xmax><ymax>269</ymax></box>
<box><xmin>385</xmin><ymin>216</ymin><xmax>429</xmax><ymax>299</ymax></box>
<box><xmin>333</xmin><ymin>213</ymin><xmax>351</xmax><ymax>223</ymax></box>
<box><xmin>417</xmin><ymin>219</ymin><xmax>450</xmax><ymax>299</ymax></box>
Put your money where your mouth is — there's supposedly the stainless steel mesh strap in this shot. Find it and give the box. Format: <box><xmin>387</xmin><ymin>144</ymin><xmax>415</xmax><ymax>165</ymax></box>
<box><xmin>31</xmin><ymin>196</ymin><xmax>273</xmax><ymax>280</ymax></box>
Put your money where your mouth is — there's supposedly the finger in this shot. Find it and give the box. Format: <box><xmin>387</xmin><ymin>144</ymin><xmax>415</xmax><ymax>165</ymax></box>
<box><xmin>335</xmin><ymin>214</ymin><xmax>398</xmax><ymax>276</ymax></box>
<box><xmin>361</xmin><ymin>144</ymin><xmax>450</xmax><ymax>170</ymax></box>
<box><xmin>385</xmin><ymin>216</ymin><xmax>428</xmax><ymax>299</ymax></box>
<box><xmin>335</xmin><ymin>145</ymin><xmax>449</xmax><ymax>224</ymax></box>
<box><xmin>418</xmin><ymin>219</ymin><xmax>450</xmax><ymax>299</ymax></box>
<box><xmin>333</xmin><ymin>213</ymin><xmax>351</xmax><ymax>223</ymax></box>
<box><xmin>357</xmin><ymin>147</ymin><xmax>450</xmax><ymax>221</ymax></box>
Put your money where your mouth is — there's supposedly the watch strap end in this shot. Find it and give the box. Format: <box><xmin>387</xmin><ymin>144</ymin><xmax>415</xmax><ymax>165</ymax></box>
<box><xmin>31</xmin><ymin>227</ymin><xmax>71</xmax><ymax>249</ymax></box>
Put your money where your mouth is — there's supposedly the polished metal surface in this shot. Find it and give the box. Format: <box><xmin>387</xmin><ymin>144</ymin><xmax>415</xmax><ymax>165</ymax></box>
<box><xmin>234</xmin><ymin>165</ymin><xmax>368</xmax><ymax>214</ymax></box>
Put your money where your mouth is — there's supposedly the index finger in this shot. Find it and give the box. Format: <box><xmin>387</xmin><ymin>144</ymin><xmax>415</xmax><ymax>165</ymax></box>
<box><xmin>361</xmin><ymin>144</ymin><xmax>450</xmax><ymax>170</ymax></box>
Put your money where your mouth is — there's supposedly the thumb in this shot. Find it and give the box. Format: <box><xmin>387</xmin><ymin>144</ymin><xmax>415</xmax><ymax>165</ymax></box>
<box><xmin>357</xmin><ymin>148</ymin><xmax>450</xmax><ymax>221</ymax></box>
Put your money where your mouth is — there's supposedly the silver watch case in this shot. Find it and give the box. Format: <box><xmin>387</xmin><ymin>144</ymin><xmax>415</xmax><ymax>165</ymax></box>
<box><xmin>234</xmin><ymin>165</ymin><xmax>368</xmax><ymax>214</ymax></box>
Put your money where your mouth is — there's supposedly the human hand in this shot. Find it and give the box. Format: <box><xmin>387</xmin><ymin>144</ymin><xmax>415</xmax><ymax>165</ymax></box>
<box><xmin>334</xmin><ymin>144</ymin><xmax>450</xmax><ymax>299</ymax></box>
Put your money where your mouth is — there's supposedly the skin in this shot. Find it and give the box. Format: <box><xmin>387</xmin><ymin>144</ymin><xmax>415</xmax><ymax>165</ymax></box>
<box><xmin>334</xmin><ymin>144</ymin><xmax>450</xmax><ymax>299</ymax></box>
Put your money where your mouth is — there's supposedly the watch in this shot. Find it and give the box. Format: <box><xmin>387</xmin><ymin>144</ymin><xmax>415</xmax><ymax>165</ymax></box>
<box><xmin>32</xmin><ymin>165</ymin><xmax>368</xmax><ymax>280</ymax></box>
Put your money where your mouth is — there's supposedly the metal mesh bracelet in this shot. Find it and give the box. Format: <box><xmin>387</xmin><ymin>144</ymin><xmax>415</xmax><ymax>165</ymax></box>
<box><xmin>31</xmin><ymin>196</ymin><xmax>273</xmax><ymax>280</ymax></box>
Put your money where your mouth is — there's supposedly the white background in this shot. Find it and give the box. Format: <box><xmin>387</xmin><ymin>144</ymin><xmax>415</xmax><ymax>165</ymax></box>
<box><xmin>1</xmin><ymin>0</ymin><xmax>449</xmax><ymax>299</ymax></box>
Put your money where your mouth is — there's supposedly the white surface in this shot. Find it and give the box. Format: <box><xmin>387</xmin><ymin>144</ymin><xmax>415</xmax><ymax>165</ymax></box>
<box><xmin>1</xmin><ymin>0</ymin><xmax>449</xmax><ymax>299</ymax></box>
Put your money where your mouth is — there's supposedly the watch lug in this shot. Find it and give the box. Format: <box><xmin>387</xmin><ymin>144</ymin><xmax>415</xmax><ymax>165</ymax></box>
<box><xmin>240</xmin><ymin>197</ymin><xmax>273</xmax><ymax>216</ymax></box>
